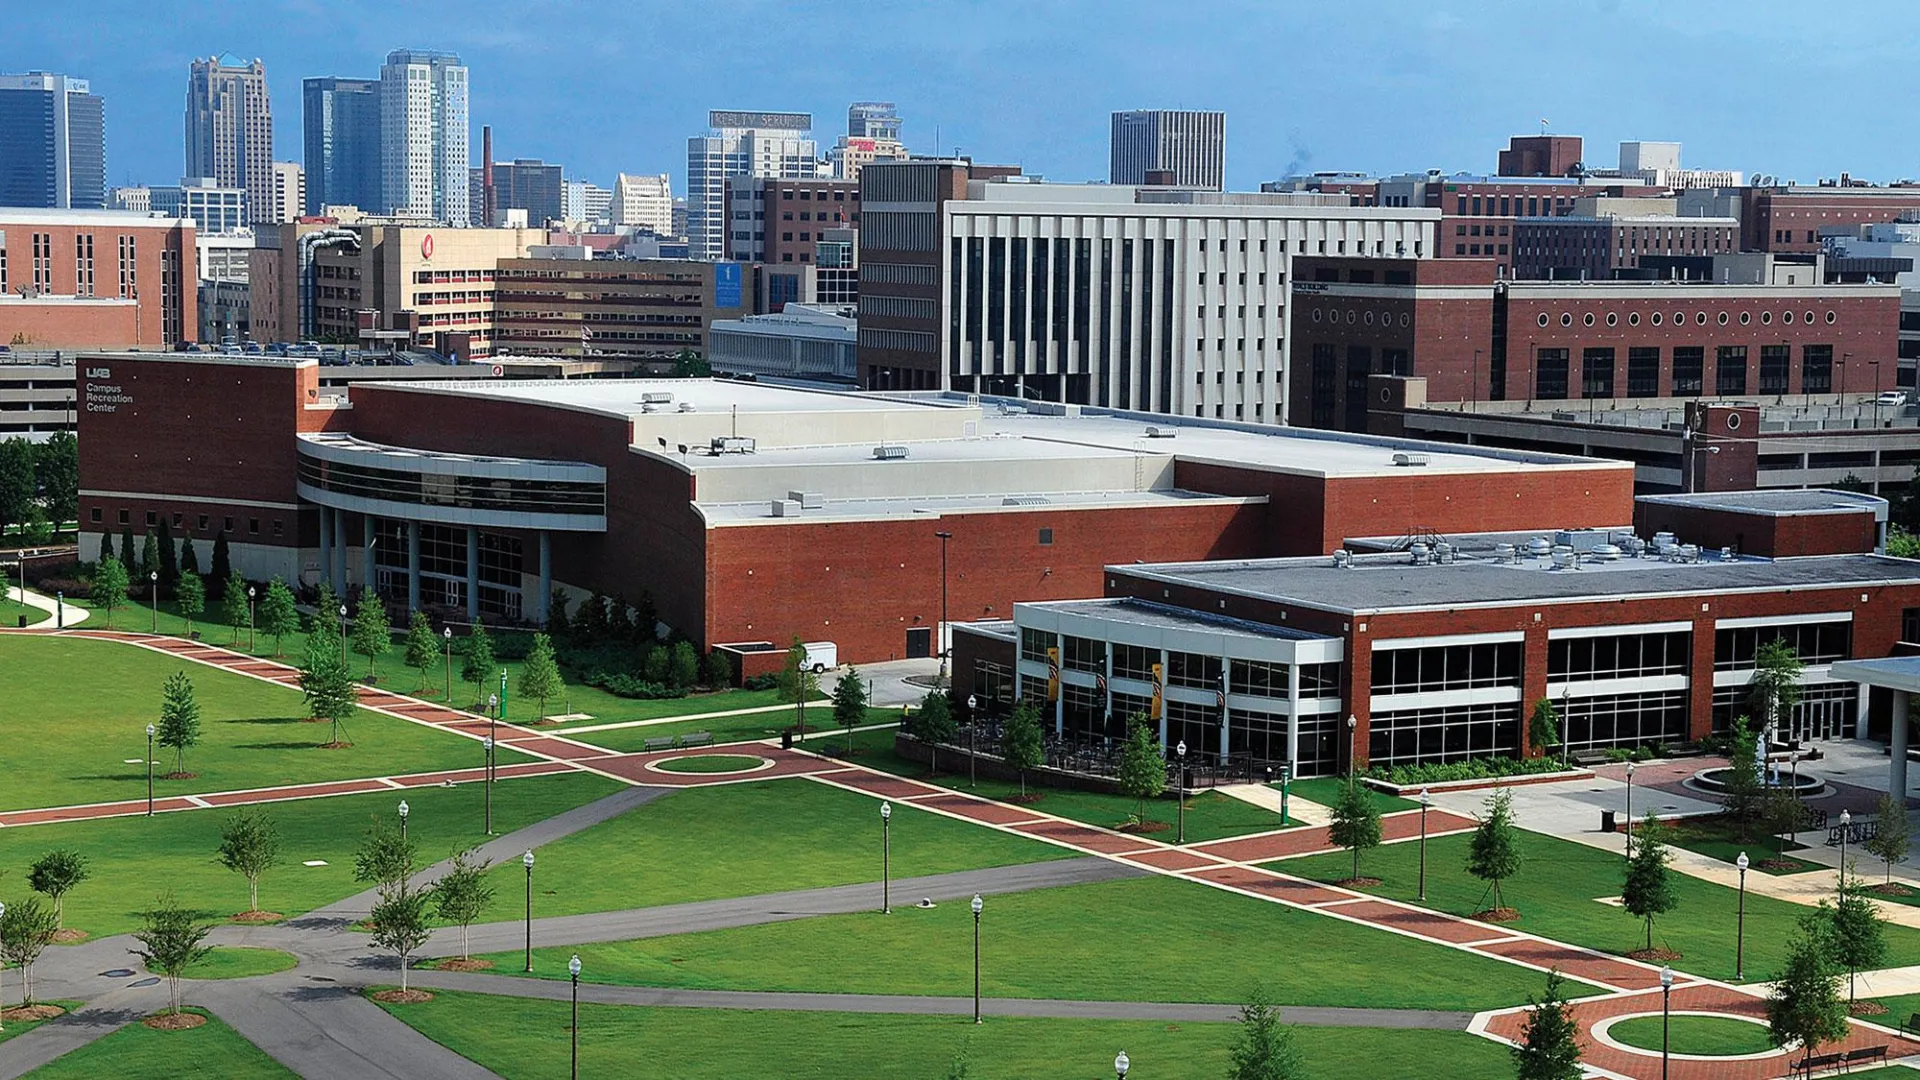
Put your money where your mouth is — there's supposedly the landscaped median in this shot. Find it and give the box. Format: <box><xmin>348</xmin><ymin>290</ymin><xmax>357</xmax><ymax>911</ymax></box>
<box><xmin>15</xmin><ymin>1006</ymin><xmax>295</xmax><ymax>1079</ymax></box>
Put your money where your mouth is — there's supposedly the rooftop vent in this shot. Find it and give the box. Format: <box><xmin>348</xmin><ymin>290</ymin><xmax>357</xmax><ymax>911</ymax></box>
<box><xmin>677</xmin><ymin>402</ymin><xmax>697</xmax><ymax>413</ymax></box>
<box><xmin>1002</xmin><ymin>495</ymin><xmax>1052</xmax><ymax>506</ymax></box>
<box><xmin>1494</xmin><ymin>542</ymin><xmax>1517</xmax><ymax>563</ymax></box>
<box><xmin>787</xmin><ymin>491</ymin><xmax>826</xmax><ymax>510</ymax></box>
<box><xmin>710</xmin><ymin>436</ymin><xmax>756</xmax><ymax>454</ymax></box>
<box><xmin>641</xmin><ymin>391</ymin><xmax>675</xmax><ymax>405</ymax></box>
<box><xmin>1410</xmin><ymin>542</ymin><xmax>1431</xmax><ymax>566</ymax></box>
<box><xmin>1144</xmin><ymin>426</ymin><xmax>1178</xmax><ymax>439</ymax></box>
<box><xmin>1435</xmin><ymin>541</ymin><xmax>1455</xmax><ymax>564</ymax></box>
<box><xmin>1527</xmin><ymin>536</ymin><xmax>1553</xmax><ymax>559</ymax></box>
<box><xmin>1332</xmin><ymin>549</ymin><xmax>1354</xmax><ymax>569</ymax></box>
<box><xmin>873</xmin><ymin>444</ymin><xmax>910</xmax><ymax>460</ymax></box>
<box><xmin>770</xmin><ymin>499</ymin><xmax>802</xmax><ymax>517</ymax></box>
<box><xmin>1591</xmin><ymin>544</ymin><xmax>1624</xmax><ymax>561</ymax></box>
<box><xmin>1391</xmin><ymin>452</ymin><xmax>1431</xmax><ymax>467</ymax></box>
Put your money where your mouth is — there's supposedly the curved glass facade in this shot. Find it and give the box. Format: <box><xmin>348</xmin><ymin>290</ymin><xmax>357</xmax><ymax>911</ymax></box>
<box><xmin>297</xmin><ymin>455</ymin><xmax>604</xmax><ymax>517</ymax></box>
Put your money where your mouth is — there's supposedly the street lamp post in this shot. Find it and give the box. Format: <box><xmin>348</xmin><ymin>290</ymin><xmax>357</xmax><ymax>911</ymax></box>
<box><xmin>934</xmin><ymin>530</ymin><xmax>954</xmax><ymax>686</ymax></box>
<box><xmin>1735</xmin><ymin>851</ymin><xmax>1750</xmax><ymax>981</ymax></box>
<box><xmin>397</xmin><ymin>798</ymin><xmax>409</xmax><ymax>842</ymax></box>
<box><xmin>149</xmin><ymin>570</ymin><xmax>159</xmax><ymax>633</ymax></box>
<box><xmin>569</xmin><ymin>953</ymin><xmax>582</xmax><ymax>1080</ymax></box>
<box><xmin>1345</xmin><ymin>714</ymin><xmax>1358</xmax><ymax>784</ymax></box>
<box><xmin>1660</xmin><ymin>964</ymin><xmax>1674</xmax><ymax>1080</ymax></box>
<box><xmin>489</xmin><ymin>693</ymin><xmax>500</xmax><ymax>749</ymax></box>
<box><xmin>1418</xmin><ymin>787</ymin><xmax>1432</xmax><ymax>902</ymax></box>
<box><xmin>482</xmin><ymin>736</ymin><xmax>494</xmax><ymax>835</ymax></box>
<box><xmin>443</xmin><ymin>626</ymin><xmax>453</xmax><ymax>701</ymax></box>
<box><xmin>523</xmin><ymin>849</ymin><xmax>535</xmax><ymax>972</ymax></box>
<box><xmin>247</xmin><ymin>586</ymin><xmax>256</xmax><ymax>652</ymax></box>
<box><xmin>971</xmin><ymin>893</ymin><xmax>984</xmax><ymax>1024</ymax></box>
<box><xmin>146</xmin><ymin>723</ymin><xmax>156</xmax><ymax>816</ymax></box>
<box><xmin>967</xmin><ymin>693</ymin><xmax>978</xmax><ymax>788</ymax></box>
<box><xmin>1175</xmin><ymin>741</ymin><xmax>1188</xmax><ymax>845</ymax></box>
<box><xmin>1114</xmin><ymin>1050</ymin><xmax>1130</xmax><ymax>1079</ymax></box>
<box><xmin>1625</xmin><ymin>760</ymin><xmax>1637</xmax><ymax>859</ymax></box>
<box><xmin>1873</xmin><ymin>360</ymin><xmax>1885</xmax><ymax>427</ymax></box>
<box><xmin>338</xmin><ymin>603</ymin><xmax>348</xmax><ymax>662</ymax></box>
<box><xmin>1840</xmin><ymin>809</ymin><xmax>1852</xmax><ymax>896</ymax></box>
<box><xmin>880</xmin><ymin>801</ymin><xmax>892</xmax><ymax>914</ymax></box>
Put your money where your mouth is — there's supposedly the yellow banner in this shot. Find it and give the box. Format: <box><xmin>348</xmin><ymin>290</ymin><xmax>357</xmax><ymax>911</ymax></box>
<box><xmin>1045</xmin><ymin>647</ymin><xmax>1061</xmax><ymax>702</ymax></box>
<box><xmin>1150</xmin><ymin>662</ymin><xmax>1164</xmax><ymax>719</ymax></box>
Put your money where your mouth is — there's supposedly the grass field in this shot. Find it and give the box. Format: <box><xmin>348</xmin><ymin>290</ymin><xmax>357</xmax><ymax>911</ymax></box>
<box><xmin>166</xmin><ymin>947</ymin><xmax>298</xmax><ymax>980</ymax></box>
<box><xmin>1608</xmin><ymin>1014</ymin><xmax>1774</xmax><ymax>1055</ymax></box>
<box><xmin>0</xmin><ymin>771</ymin><xmax>620</xmax><ymax>937</ymax></box>
<box><xmin>1282</xmin><ymin>776</ymin><xmax>1420</xmax><ymax>813</ymax></box>
<box><xmin>1282</xmin><ymin>828</ymin><xmax>1920</xmax><ymax>982</ymax></box>
<box><xmin>563</xmin><ymin>707</ymin><xmax>887</xmax><ymax>754</ymax></box>
<box><xmin>1870</xmin><ymin>991</ymin><xmax>1920</xmax><ymax>1023</ymax></box>
<box><xmin>481</xmin><ymin>874</ymin><xmax>1594</xmax><ymax>1010</ymax></box>
<box><xmin>838</xmin><ymin>727</ymin><xmax>1294</xmax><ymax>843</ymax></box>
<box><xmin>0</xmin><ymin>1002</ymin><xmax>83</xmax><ymax>1046</ymax></box>
<box><xmin>480</xmin><ymin>778</ymin><xmax>1070</xmax><ymax>918</ymax></box>
<box><xmin>0</xmin><ymin>635</ymin><xmax>537</xmax><ymax>811</ymax></box>
<box><xmin>1</xmin><ymin>595</ymin><xmax>48</xmax><ymax>626</ymax></box>
<box><xmin>20</xmin><ymin>1007</ymin><xmax>295</xmax><ymax>1079</ymax></box>
<box><xmin>378</xmin><ymin>989</ymin><xmax>1522</xmax><ymax>1080</ymax></box>
<box><xmin>1663</xmin><ymin>814</ymin><xmax>1818</xmax><ymax>875</ymax></box>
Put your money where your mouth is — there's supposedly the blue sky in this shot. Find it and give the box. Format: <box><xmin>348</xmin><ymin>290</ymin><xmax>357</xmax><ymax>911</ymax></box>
<box><xmin>11</xmin><ymin>0</ymin><xmax>1918</xmax><ymax>194</ymax></box>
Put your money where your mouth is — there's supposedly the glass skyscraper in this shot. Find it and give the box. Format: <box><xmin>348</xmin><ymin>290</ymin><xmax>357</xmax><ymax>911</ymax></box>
<box><xmin>0</xmin><ymin>72</ymin><xmax>105</xmax><ymax>209</ymax></box>
<box><xmin>301</xmin><ymin>76</ymin><xmax>382</xmax><ymax>216</ymax></box>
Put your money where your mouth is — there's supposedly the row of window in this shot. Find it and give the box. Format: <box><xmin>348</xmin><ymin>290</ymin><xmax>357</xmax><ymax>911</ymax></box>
<box><xmin>1537</xmin><ymin>309</ymin><xmax>1840</xmax><ymax>329</ymax></box>
<box><xmin>1371</xmin><ymin>642</ymin><xmax>1523</xmax><ymax>695</ymax></box>
<box><xmin>1533</xmin><ymin>344</ymin><xmax>1832</xmax><ymax>398</ymax></box>
<box><xmin>1310</xmin><ymin>307</ymin><xmax>1412</xmax><ymax>328</ymax></box>
<box><xmin>1548</xmin><ymin>632</ymin><xmax>1691</xmax><ymax>680</ymax></box>
<box><xmin>91</xmin><ymin>505</ymin><xmax>278</xmax><ymax>538</ymax></box>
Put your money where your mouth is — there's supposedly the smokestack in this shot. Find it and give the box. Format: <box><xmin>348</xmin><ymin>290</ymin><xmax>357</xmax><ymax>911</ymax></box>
<box><xmin>482</xmin><ymin>125</ymin><xmax>495</xmax><ymax>227</ymax></box>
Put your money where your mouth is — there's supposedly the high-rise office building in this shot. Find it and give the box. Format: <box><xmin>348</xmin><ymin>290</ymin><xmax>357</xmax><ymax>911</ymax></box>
<box><xmin>0</xmin><ymin>72</ymin><xmax>105</xmax><ymax>209</ymax></box>
<box><xmin>270</xmin><ymin>161</ymin><xmax>305</xmax><ymax>223</ymax></box>
<box><xmin>831</xmin><ymin>101</ymin><xmax>907</xmax><ymax>183</ymax></box>
<box><xmin>301</xmin><ymin>77</ymin><xmax>381</xmax><ymax>214</ymax></box>
<box><xmin>379</xmin><ymin>50</ymin><xmax>469</xmax><ymax>224</ymax></box>
<box><xmin>467</xmin><ymin>158</ymin><xmax>563</xmax><ymax>227</ymax></box>
<box><xmin>562</xmin><ymin>180</ymin><xmax>613</xmax><ymax>224</ymax></box>
<box><xmin>613</xmin><ymin>172</ymin><xmax>673</xmax><ymax>233</ymax></box>
<box><xmin>1109</xmin><ymin>109</ymin><xmax>1226</xmax><ymax>191</ymax></box>
<box><xmin>185</xmin><ymin>56</ymin><xmax>273</xmax><ymax>223</ymax></box>
<box><xmin>847</xmin><ymin>101</ymin><xmax>901</xmax><ymax>140</ymax></box>
<box><xmin>686</xmin><ymin>111</ymin><xmax>820</xmax><ymax>260</ymax></box>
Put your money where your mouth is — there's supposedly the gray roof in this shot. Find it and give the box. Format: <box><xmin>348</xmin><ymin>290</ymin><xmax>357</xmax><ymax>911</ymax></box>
<box><xmin>1018</xmin><ymin>598</ymin><xmax>1329</xmax><ymax>641</ymax></box>
<box><xmin>1120</xmin><ymin>552</ymin><xmax>1920</xmax><ymax>615</ymax></box>
<box><xmin>1636</xmin><ymin>489</ymin><xmax>1889</xmax><ymax>518</ymax></box>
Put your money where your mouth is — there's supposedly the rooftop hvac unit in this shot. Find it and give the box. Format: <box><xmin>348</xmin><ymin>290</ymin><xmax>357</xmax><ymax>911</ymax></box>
<box><xmin>1332</xmin><ymin>549</ymin><xmax>1354</xmax><ymax>568</ymax></box>
<box><xmin>873</xmin><ymin>445</ymin><xmax>910</xmax><ymax>460</ymax></box>
<box><xmin>1591</xmin><ymin>544</ymin><xmax>1624</xmax><ymax>561</ymax></box>
<box><xmin>641</xmin><ymin>391</ymin><xmax>675</xmax><ymax>405</ymax></box>
<box><xmin>678</xmin><ymin>402</ymin><xmax>697</xmax><ymax>413</ymax></box>
<box><xmin>770</xmin><ymin>499</ymin><xmax>803</xmax><ymax>517</ymax></box>
<box><xmin>1144</xmin><ymin>426</ymin><xmax>1178</xmax><ymax>438</ymax></box>
<box><xmin>710</xmin><ymin>436</ymin><xmax>756</xmax><ymax>454</ymax></box>
<box><xmin>1494</xmin><ymin>542</ymin><xmax>1517</xmax><ymax>563</ymax></box>
<box><xmin>1527</xmin><ymin>536</ymin><xmax>1554</xmax><ymax>558</ymax></box>
<box><xmin>1002</xmin><ymin>495</ymin><xmax>1052</xmax><ymax>506</ymax></box>
<box><xmin>1391</xmin><ymin>452</ymin><xmax>1430</xmax><ymax>467</ymax></box>
<box><xmin>787</xmin><ymin>491</ymin><xmax>826</xmax><ymax>510</ymax></box>
<box><xmin>1435</xmin><ymin>541</ymin><xmax>1455</xmax><ymax>564</ymax></box>
<box><xmin>1410</xmin><ymin>542</ymin><xmax>1431</xmax><ymax>566</ymax></box>
<box><xmin>1720</xmin><ymin>546</ymin><xmax>1735</xmax><ymax>561</ymax></box>
<box><xmin>1554</xmin><ymin>528</ymin><xmax>1608</xmax><ymax>554</ymax></box>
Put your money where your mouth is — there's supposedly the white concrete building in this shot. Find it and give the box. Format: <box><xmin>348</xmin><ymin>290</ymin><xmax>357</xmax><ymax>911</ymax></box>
<box><xmin>379</xmin><ymin>50</ymin><xmax>469</xmax><ymax>225</ymax></box>
<box><xmin>1110</xmin><ymin>110</ymin><xmax>1226</xmax><ymax>191</ymax></box>
<box><xmin>686</xmin><ymin>110</ymin><xmax>821</xmax><ymax>261</ymax></box>
<box><xmin>109</xmin><ymin>186</ymin><xmax>151</xmax><ymax>214</ymax></box>
<box><xmin>931</xmin><ymin>180</ymin><xmax>1438</xmax><ymax>421</ymax></box>
<box><xmin>612</xmin><ymin>172</ymin><xmax>672</xmax><ymax>233</ymax></box>
<box><xmin>151</xmin><ymin>177</ymin><xmax>249</xmax><ymax>235</ymax></box>
<box><xmin>709</xmin><ymin>303</ymin><xmax>858</xmax><ymax>383</ymax></box>
<box><xmin>270</xmin><ymin>161</ymin><xmax>305</xmax><ymax>224</ymax></box>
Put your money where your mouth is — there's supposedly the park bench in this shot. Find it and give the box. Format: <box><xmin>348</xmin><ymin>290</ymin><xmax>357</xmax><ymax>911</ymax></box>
<box><xmin>1902</xmin><ymin>1012</ymin><xmax>1920</xmax><ymax>1037</ymax></box>
<box><xmin>1793</xmin><ymin>1050</ymin><xmax>1843</xmax><ymax>1077</ymax></box>
<box><xmin>1570</xmin><ymin>749</ymin><xmax>1611</xmax><ymax>767</ymax></box>
<box><xmin>678</xmin><ymin>731</ymin><xmax>715</xmax><ymax>749</ymax></box>
<box><xmin>643</xmin><ymin>736</ymin><xmax>675</xmax><ymax>752</ymax></box>
<box><xmin>1845</xmin><ymin>1045</ymin><xmax>1889</xmax><ymax>1069</ymax></box>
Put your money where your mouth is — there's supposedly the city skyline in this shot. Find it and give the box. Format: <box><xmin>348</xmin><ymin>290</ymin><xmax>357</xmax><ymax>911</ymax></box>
<box><xmin>9</xmin><ymin>0</ymin><xmax>1920</xmax><ymax>199</ymax></box>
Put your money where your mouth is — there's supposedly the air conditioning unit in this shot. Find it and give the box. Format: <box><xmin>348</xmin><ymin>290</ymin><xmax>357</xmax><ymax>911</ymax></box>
<box><xmin>711</xmin><ymin>436</ymin><xmax>756</xmax><ymax>454</ymax></box>
<box><xmin>1002</xmin><ymin>495</ymin><xmax>1052</xmax><ymax>506</ymax></box>
<box><xmin>1144</xmin><ymin>426</ymin><xmax>1178</xmax><ymax>438</ymax></box>
<box><xmin>788</xmin><ymin>491</ymin><xmax>826</xmax><ymax>510</ymax></box>
<box><xmin>770</xmin><ymin>499</ymin><xmax>802</xmax><ymax>517</ymax></box>
<box><xmin>641</xmin><ymin>391</ymin><xmax>675</xmax><ymax>404</ymax></box>
<box><xmin>873</xmin><ymin>444</ymin><xmax>909</xmax><ymax>460</ymax></box>
<box><xmin>1391</xmin><ymin>452</ymin><xmax>1430</xmax><ymax>467</ymax></box>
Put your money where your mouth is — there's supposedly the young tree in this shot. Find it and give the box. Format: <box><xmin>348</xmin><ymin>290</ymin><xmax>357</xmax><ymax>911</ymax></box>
<box><xmin>27</xmin><ymin>850</ymin><xmax>88</xmax><ymax>928</ymax></box>
<box><xmin>1823</xmin><ymin>869</ymin><xmax>1887</xmax><ymax>1005</ymax></box>
<box><xmin>1511</xmin><ymin>971</ymin><xmax>1584</xmax><ymax>1080</ymax></box>
<box><xmin>139</xmin><ymin>532</ymin><xmax>161</xmax><ymax>595</ymax></box>
<box><xmin>833</xmin><ymin>666</ymin><xmax>868</xmax><ymax>753</ymax></box>
<box><xmin>431</xmin><ymin>849</ymin><xmax>495</xmax><ymax>962</ymax></box>
<box><xmin>1622</xmin><ymin>812</ymin><xmax>1678</xmax><ymax>954</ymax></box>
<box><xmin>1000</xmin><ymin>697</ymin><xmax>1045</xmax><ymax>798</ymax></box>
<box><xmin>353</xmin><ymin>815</ymin><xmax>416</xmax><ymax>892</ymax></box>
<box><xmin>1467</xmin><ymin>786</ymin><xmax>1522</xmax><ymax>913</ymax></box>
<box><xmin>1329</xmin><ymin>780</ymin><xmax>1384</xmax><ymax>883</ymax></box>
<box><xmin>1761</xmin><ymin>786</ymin><xmax>1811</xmax><ymax>857</ymax></box>
<box><xmin>119</xmin><ymin>524</ymin><xmax>139</xmax><ymax>580</ymax></box>
<box><xmin>300</xmin><ymin>624</ymin><xmax>358</xmax><ymax>747</ymax></box>
<box><xmin>1527</xmin><ymin>698</ymin><xmax>1562</xmax><ymax>760</ymax></box>
<box><xmin>913</xmin><ymin>690</ymin><xmax>957</xmax><ymax>776</ymax></box>
<box><xmin>174</xmin><ymin>571</ymin><xmax>205</xmax><ymax>638</ymax></box>
<box><xmin>98</xmin><ymin>528</ymin><xmax>115</xmax><ymax>566</ymax></box>
<box><xmin>668</xmin><ymin>640</ymin><xmax>700</xmax><ymax>689</ymax></box>
<box><xmin>129</xmin><ymin>894</ymin><xmax>214</xmax><ymax>1017</ymax></box>
<box><xmin>216</xmin><ymin>808</ymin><xmax>282</xmax><ymax>914</ymax></box>
<box><xmin>402</xmin><ymin>611</ymin><xmax>440</xmax><ymax>692</ymax></box>
<box><xmin>351</xmin><ymin>586</ymin><xmax>391</xmax><ymax>678</ymax></box>
<box><xmin>461</xmin><ymin>624</ymin><xmax>496</xmax><ymax>709</ymax></box>
<box><xmin>155</xmin><ymin>518</ymin><xmax>178</xmax><ymax>589</ymax></box>
<box><xmin>1721</xmin><ymin>714</ymin><xmax>1765</xmax><ymax>838</ymax></box>
<box><xmin>156</xmin><ymin>670</ymin><xmax>202</xmax><ymax>776</ymax></box>
<box><xmin>220</xmin><ymin>573</ymin><xmax>250</xmax><ymax>645</ymax></box>
<box><xmin>178</xmin><ymin>535</ymin><xmax>200</xmax><ymax>579</ymax></box>
<box><xmin>34</xmin><ymin>429</ymin><xmax>78</xmax><ymax>527</ymax></box>
<box><xmin>1117</xmin><ymin>714</ymin><xmax>1168</xmax><ymax>826</ymax></box>
<box><xmin>519</xmin><ymin>632</ymin><xmax>563</xmax><ymax>721</ymax></box>
<box><xmin>258</xmin><ymin>578</ymin><xmax>299</xmax><ymax>656</ymax></box>
<box><xmin>1227</xmin><ymin>985</ymin><xmax>1302</xmax><ymax>1080</ymax></box>
<box><xmin>208</xmin><ymin>530</ymin><xmax>232</xmax><ymax>589</ymax></box>
<box><xmin>775</xmin><ymin>637</ymin><xmax>819</xmax><ymax>735</ymax></box>
<box><xmin>92</xmin><ymin>555</ymin><xmax>128</xmax><ymax>628</ymax></box>
<box><xmin>0</xmin><ymin>437</ymin><xmax>35</xmax><ymax>539</ymax></box>
<box><xmin>0</xmin><ymin>897</ymin><xmax>59</xmax><ymax>1006</ymax></box>
<box><xmin>702</xmin><ymin>649</ymin><xmax>732</xmax><ymax>688</ymax></box>
<box><xmin>642</xmin><ymin>645</ymin><xmax>671</xmax><ymax>685</ymax></box>
<box><xmin>1866</xmin><ymin>792</ymin><xmax>1912</xmax><ymax>886</ymax></box>
<box><xmin>1767</xmin><ymin>920</ymin><xmax>1849</xmax><ymax>1060</ymax></box>
<box><xmin>369</xmin><ymin>881</ymin><xmax>434</xmax><ymax>994</ymax></box>
<box><xmin>1750</xmin><ymin>639</ymin><xmax>1805</xmax><ymax>732</ymax></box>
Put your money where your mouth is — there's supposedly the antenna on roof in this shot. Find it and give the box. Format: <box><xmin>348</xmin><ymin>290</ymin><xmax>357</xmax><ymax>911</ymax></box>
<box><xmin>732</xmin><ymin>404</ymin><xmax>737</xmax><ymax>439</ymax></box>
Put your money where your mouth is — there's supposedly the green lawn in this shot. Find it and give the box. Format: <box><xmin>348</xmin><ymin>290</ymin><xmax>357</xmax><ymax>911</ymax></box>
<box><xmin>167</xmin><ymin>947</ymin><xmax>298</xmax><ymax>980</ymax></box>
<box><xmin>0</xmin><ymin>771</ymin><xmax>620</xmax><ymax>937</ymax></box>
<box><xmin>1609</xmin><ymin>1014</ymin><xmax>1773</xmax><ymax>1055</ymax></box>
<box><xmin>379</xmin><ymin>988</ymin><xmax>1521</xmax><ymax>1080</ymax></box>
<box><xmin>1</xmin><ymin>595</ymin><xmax>48</xmax><ymax>627</ymax></box>
<box><xmin>481</xmin><ymin>874</ymin><xmax>1594</xmax><ymax>1010</ymax></box>
<box><xmin>1282</xmin><ymin>829</ymin><xmax>1920</xmax><ymax>983</ymax></box>
<box><xmin>1283</xmin><ymin>777</ymin><xmax>1420</xmax><ymax>813</ymax></box>
<box><xmin>839</xmin><ymin>727</ymin><xmax>1294</xmax><ymax>843</ymax></box>
<box><xmin>483</xmin><ymin>778</ymin><xmax>1070</xmax><ymax>918</ymax></box>
<box><xmin>1664</xmin><ymin>814</ymin><xmax>1817</xmax><ymax>874</ymax></box>
<box><xmin>21</xmin><ymin>1007</ymin><xmax>294</xmax><ymax>1079</ymax></box>
<box><xmin>0</xmin><ymin>1002</ymin><xmax>83</xmax><ymax>1046</ymax></box>
<box><xmin>1869</xmin><ymin>991</ymin><xmax>1920</xmax><ymax>1023</ymax></box>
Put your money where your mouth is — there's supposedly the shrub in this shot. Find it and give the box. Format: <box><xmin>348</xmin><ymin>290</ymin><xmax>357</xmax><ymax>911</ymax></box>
<box><xmin>1365</xmin><ymin>756</ymin><xmax>1569</xmax><ymax>787</ymax></box>
<box><xmin>743</xmin><ymin>673</ymin><xmax>778</xmax><ymax>691</ymax></box>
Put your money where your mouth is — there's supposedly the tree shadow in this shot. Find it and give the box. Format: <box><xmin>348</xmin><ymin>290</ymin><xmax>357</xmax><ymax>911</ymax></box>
<box><xmin>232</xmin><ymin>741</ymin><xmax>334</xmax><ymax>751</ymax></box>
<box><xmin>68</xmin><ymin>772</ymin><xmax>149</xmax><ymax>783</ymax></box>
<box><xmin>221</xmin><ymin>716</ymin><xmax>311</xmax><ymax>727</ymax></box>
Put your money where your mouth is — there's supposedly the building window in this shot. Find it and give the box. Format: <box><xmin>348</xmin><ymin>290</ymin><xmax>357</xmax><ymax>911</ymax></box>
<box><xmin>1759</xmin><ymin>344</ymin><xmax>1790</xmax><ymax>394</ymax></box>
<box><xmin>1673</xmin><ymin>347</ymin><xmax>1705</xmax><ymax>395</ymax></box>
<box><xmin>1562</xmin><ymin>691</ymin><xmax>1690</xmax><ymax>751</ymax></box>
<box><xmin>90</xmin><ymin>507</ymin><xmax>102</xmax><ymax>523</ymax></box>
<box><xmin>1905</xmin><ymin>607</ymin><xmax>1920</xmax><ymax>644</ymax></box>
<box><xmin>1063</xmin><ymin>635</ymin><xmax>1104</xmax><ymax>674</ymax></box>
<box><xmin>1714</xmin><ymin>621</ymin><xmax>1851</xmax><ymax>670</ymax></box>
<box><xmin>1038</xmin><ymin>527</ymin><xmax>1053</xmax><ymax>546</ymax></box>
<box><xmin>1803</xmin><ymin>345</ymin><xmax>1833</xmax><ymax>395</ymax></box>
<box><xmin>1716</xmin><ymin>345</ymin><xmax>1748</xmax><ymax>395</ymax></box>
<box><xmin>1228</xmin><ymin>659</ymin><xmax>1288</xmax><ymax>699</ymax></box>
<box><xmin>1548</xmin><ymin>631</ymin><xmax>1690</xmax><ymax>680</ymax></box>
<box><xmin>248</xmin><ymin>518</ymin><xmax>260</xmax><ymax>535</ymax></box>
<box><xmin>1020</xmin><ymin>627</ymin><xmax>1053</xmax><ymax>664</ymax></box>
<box><xmin>1626</xmin><ymin>347</ymin><xmax>1660</xmax><ymax>397</ymax></box>
<box><xmin>1167</xmin><ymin>651</ymin><xmax>1222</xmax><ymax>690</ymax></box>
<box><xmin>1535</xmin><ymin>348</ymin><xmax>1570</xmax><ymax>400</ymax></box>
<box><xmin>1582</xmin><ymin>348</ymin><xmax>1615</xmax><ymax>399</ymax></box>
<box><xmin>1369</xmin><ymin>701</ymin><xmax>1521</xmax><ymax>768</ymax></box>
<box><xmin>145</xmin><ymin>510</ymin><xmax>157</xmax><ymax>527</ymax></box>
<box><xmin>119</xmin><ymin>508</ymin><xmax>130</xmax><ymax>525</ymax></box>
<box><xmin>1112</xmin><ymin>643</ymin><xmax>1158</xmax><ymax>682</ymax></box>
<box><xmin>1371</xmin><ymin>642</ymin><xmax>1521</xmax><ymax>694</ymax></box>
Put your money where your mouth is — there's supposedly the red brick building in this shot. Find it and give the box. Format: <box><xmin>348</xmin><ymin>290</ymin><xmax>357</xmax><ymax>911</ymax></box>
<box><xmin>1498</xmin><ymin>135</ymin><xmax>1584</xmax><ymax>178</ymax></box>
<box><xmin>1741</xmin><ymin>186</ymin><xmax>1920</xmax><ymax>254</ymax></box>
<box><xmin>77</xmin><ymin>354</ymin><xmax>1631</xmax><ymax>663</ymax></box>
<box><xmin>0</xmin><ymin>209</ymin><xmax>197</xmax><ymax>349</ymax></box>
<box><xmin>1288</xmin><ymin>256</ymin><xmax>1900</xmax><ymax>429</ymax></box>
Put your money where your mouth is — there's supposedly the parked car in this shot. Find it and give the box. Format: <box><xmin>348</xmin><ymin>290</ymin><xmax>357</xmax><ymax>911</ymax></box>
<box><xmin>1877</xmin><ymin>391</ymin><xmax>1909</xmax><ymax>407</ymax></box>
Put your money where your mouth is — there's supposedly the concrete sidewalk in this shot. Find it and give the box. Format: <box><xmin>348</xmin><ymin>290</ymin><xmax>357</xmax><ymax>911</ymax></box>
<box><xmin>1218</xmin><ymin>782</ymin><xmax>1330</xmax><ymax>826</ymax></box>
